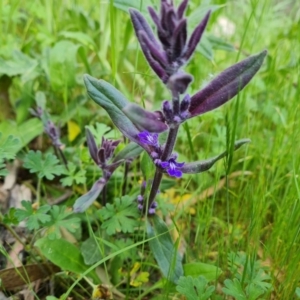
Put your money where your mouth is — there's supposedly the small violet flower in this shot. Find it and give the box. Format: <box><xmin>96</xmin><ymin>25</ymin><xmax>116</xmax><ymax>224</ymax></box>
<box><xmin>138</xmin><ymin>131</ymin><xmax>159</xmax><ymax>147</ymax></box>
<box><xmin>160</xmin><ymin>158</ymin><xmax>184</xmax><ymax>178</ymax></box>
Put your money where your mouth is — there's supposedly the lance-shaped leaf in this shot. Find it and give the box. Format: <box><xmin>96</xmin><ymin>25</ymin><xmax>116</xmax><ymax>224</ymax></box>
<box><xmin>183</xmin><ymin>11</ymin><xmax>211</xmax><ymax>62</ymax></box>
<box><xmin>113</xmin><ymin>142</ymin><xmax>143</xmax><ymax>162</ymax></box>
<box><xmin>73</xmin><ymin>178</ymin><xmax>106</xmax><ymax>213</ymax></box>
<box><xmin>147</xmin><ymin>215</ymin><xmax>184</xmax><ymax>284</ymax></box>
<box><xmin>188</xmin><ymin>50</ymin><xmax>267</xmax><ymax>117</ymax></box>
<box><xmin>129</xmin><ymin>8</ymin><xmax>160</xmax><ymax>48</ymax></box>
<box><xmin>181</xmin><ymin>139</ymin><xmax>250</xmax><ymax>174</ymax></box>
<box><xmin>123</xmin><ymin>103</ymin><xmax>168</xmax><ymax>133</ymax></box>
<box><xmin>84</xmin><ymin>75</ymin><xmax>166</xmax><ymax>149</ymax></box>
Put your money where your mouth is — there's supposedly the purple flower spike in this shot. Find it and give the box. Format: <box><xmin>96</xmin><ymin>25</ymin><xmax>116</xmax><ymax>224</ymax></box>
<box><xmin>138</xmin><ymin>131</ymin><xmax>159</xmax><ymax>147</ymax></box>
<box><xmin>160</xmin><ymin>158</ymin><xmax>184</xmax><ymax>178</ymax></box>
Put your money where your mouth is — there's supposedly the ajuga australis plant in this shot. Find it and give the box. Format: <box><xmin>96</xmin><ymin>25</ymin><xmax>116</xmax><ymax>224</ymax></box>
<box><xmin>73</xmin><ymin>0</ymin><xmax>267</xmax><ymax>215</ymax></box>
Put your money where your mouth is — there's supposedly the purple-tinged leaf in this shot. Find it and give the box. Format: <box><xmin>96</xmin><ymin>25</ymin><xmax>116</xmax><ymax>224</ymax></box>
<box><xmin>183</xmin><ymin>10</ymin><xmax>211</xmax><ymax>62</ymax></box>
<box><xmin>138</xmin><ymin>31</ymin><xmax>168</xmax><ymax>68</ymax></box>
<box><xmin>73</xmin><ymin>178</ymin><xmax>106</xmax><ymax>213</ymax></box>
<box><xmin>129</xmin><ymin>9</ymin><xmax>160</xmax><ymax>48</ymax></box>
<box><xmin>180</xmin><ymin>94</ymin><xmax>191</xmax><ymax>112</ymax></box>
<box><xmin>181</xmin><ymin>139</ymin><xmax>250</xmax><ymax>174</ymax></box>
<box><xmin>138</xmin><ymin>40</ymin><xmax>169</xmax><ymax>82</ymax></box>
<box><xmin>172</xmin><ymin>19</ymin><xmax>187</xmax><ymax>60</ymax></box>
<box><xmin>84</xmin><ymin>75</ymin><xmax>140</xmax><ymax>143</ymax></box>
<box><xmin>177</xmin><ymin>0</ymin><xmax>189</xmax><ymax>19</ymax></box>
<box><xmin>123</xmin><ymin>103</ymin><xmax>168</xmax><ymax>133</ymax></box>
<box><xmin>148</xmin><ymin>6</ymin><xmax>161</xmax><ymax>29</ymax></box>
<box><xmin>86</xmin><ymin>128</ymin><xmax>98</xmax><ymax>164</ymax></box>
<box><xmin>188</xmin><ymin>50</ymin><xmax>267</xmax><ymax>117</ymax></box>
<box><xmin>167</xmin><ymin>71</ymin><xmax>193</xmax><ymax>94</ymax></box>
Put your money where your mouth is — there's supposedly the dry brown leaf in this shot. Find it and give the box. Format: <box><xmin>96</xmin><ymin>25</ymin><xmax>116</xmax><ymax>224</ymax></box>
<box><xmin>0</xmin><ymin>263</ymin><xmax>60</xmax><ymax>290</ymax></box>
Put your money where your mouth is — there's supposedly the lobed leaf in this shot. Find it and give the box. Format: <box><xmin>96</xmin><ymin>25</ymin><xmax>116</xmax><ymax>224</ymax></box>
<box><xmin>188</xmin><ymin>50</ymin><xmax>267</xmax><ymax>117</ymax></box>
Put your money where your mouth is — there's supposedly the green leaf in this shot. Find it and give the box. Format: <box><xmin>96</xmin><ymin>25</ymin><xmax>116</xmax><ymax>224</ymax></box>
<box><xmin>113</xmin><ymin>0</ymin><xmax>153</xmax><ymax>13</ymax></box>
<box><xmin>60</xmin><ymin>163</ymin><xmax>86</xmax><ymax>186</ymax></box>
<box><xmin>0</xmin><ymin>50</ymin><xmax>38</xmax><ymax>77</ymax></box>
<box><xmin>222</xmin><ymin>278</ymin><xmax>247</xmax><ymax>300</ymax></box>
<box><xmin>44</xmin><ymin>206</ymin><xmax>81</xmax><ymax>240</ymax></box>
<box><xmin>141</xmin><ymin>152</ymin><xmax>154</xmax><ymax>180</ymax></box>
<box><xmin>176</xmin><ymin>276</ymin><xmax>215</xmax><ymax>300</ymax></box>
<box><xmin>23</xmin><ymin>150</ymin><xmax>64</xmax><ymax>180</ymax></box>
<box><xmin>81</xmin><ymin>237</ymin><xmax>103</xmax><ymax>265</ymax></box>
<box><xmin>147</xmin><ymin>215</ymin><xmax>184</xmax><ymax>284</ymax></box>
<box><xmin>15</xmin><ymin>201</ymin><xmax>51</xmax><ymax>230</ymax></box>
<box><xmin>73</xmin><ymin>178</ymin><xmax>107</xmax><ymax>213</ymax></box>
<box><xmin>181</xmin><ymin>139</ymin><xmax>250</xmax><ymax>174</ymax></box>
<box><xmin>246</xmin><ymin>283</ymin><xmax>265</xmax><ymax>300</ymax></box>
<box><xmin>59</xmin><ymin>31</ymin><xmax>97</xmax><ymax>50</ymax></box>
<box><xmin>98</xmin><ymin>195</ymin><xmax>140</xmax><ymax>235</ymax></box>
<box><xmin>207</xmin><ymin>34</ymin><xmax>235</xmax><ymax>52</ymax></box>
<box><xmin>83</xmin><ymin>74</ymin><xmax>140</xmax><ymax>142</ymax></box>
<box><xmin>183</xmin><ymin>262</ymin><xmax>222</xmax><ymax>281</ymax></box>
<box><xmin>113</xmin><ymin>142</ymin><xmax>143</xmax><ymax>162</ymax></box>
<box><xmin>3</xmin><ymin>208</ymin><xmax>18</xmax><ymax>225</ymax></box>
<box><xmin>49</xmin><ymin>40</ymin><xmax>80</xmax><ymax>90</ymax></box>
<box><xmin>0</xmin><ymin>119</ymin><xmax>43</xmax><ymax>153</ymax></box>
<box><xmin>0</xmin><ymin>133</ymin><xmax>20</xmax><ymax>161</ymax></box>
<box><xmin>35</xmin><ymin>238</ymin><xmax>88</xmax><ymax>275</ymax></box>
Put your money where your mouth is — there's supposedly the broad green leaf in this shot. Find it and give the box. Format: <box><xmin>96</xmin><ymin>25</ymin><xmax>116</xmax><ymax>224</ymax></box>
<box><xmin>0</xmin><ymin>119</ymin><xmax>43</xmax><ymax>153</ymax></box>
<box><xmin>35</xmin><ymin>238</ymin><xmax>90</xmax><ymax>276</ymax></box>
<box><xmin>0</xmin><ymin>50</ymin><xmax>38</xmax><ymax>77</ymax></box>
<box><xmin>84</xmin><ymin>74</ymin><xmax>139</xmax><ymax>142</ymax></box>
<box><xmin>183</xmin><ymin>262</ymin><xmax>222</xmax><ymax>281</ymax></box>
<box><xmin>84</xmin><ymin>75</ymin><xmax>167</xmax><ymax>146</ymax></box>
<box><xmin>181</xmin><ymin>139</ymin><xmax>250</xmax><ymax>174</ymax></box>
<box><xmin>81</xmin><ymin>237</ymin><xmax>103</xmax><ymax>265</ymax></box>
<box><xmin>147</xmin><ymin>215</ymin><xmax>183</xmax><ymax>284</ymax></box>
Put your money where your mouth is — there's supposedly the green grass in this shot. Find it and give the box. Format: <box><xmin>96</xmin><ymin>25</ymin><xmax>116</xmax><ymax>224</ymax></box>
<box><xmin>0</xmin><ymin>0</ymin><xmax>299</xmax><ymax>299</ymax></box>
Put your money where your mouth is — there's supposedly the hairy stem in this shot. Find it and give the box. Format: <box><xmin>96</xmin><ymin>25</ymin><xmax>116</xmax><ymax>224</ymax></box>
<box><xmin>147</xmin><ymin>90</ymin><xmax>181</xmax><ymax>212</ymax></box>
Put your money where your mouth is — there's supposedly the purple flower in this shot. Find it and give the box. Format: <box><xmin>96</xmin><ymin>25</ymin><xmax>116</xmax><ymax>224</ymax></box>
<box><xmin>148</xmin><ymin>201</ymin><xmax>158</xmax><ymax>215</ymax></box>
<box><xmin>138</xmin><ymin>131</ymin><xmax>159</xmax><ymax>147</ymax></box>
<box><xmin>160</xmin><ymin>158</ymin><xmax>184</xmax><ymax>178</ymax></box>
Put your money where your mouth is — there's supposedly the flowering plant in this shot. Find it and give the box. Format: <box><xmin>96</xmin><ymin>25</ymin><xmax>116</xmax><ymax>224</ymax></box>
<box><xmin>73</xmin><ymin>0</ymin><xmax>267</xmax><ymax>215</ymax></box>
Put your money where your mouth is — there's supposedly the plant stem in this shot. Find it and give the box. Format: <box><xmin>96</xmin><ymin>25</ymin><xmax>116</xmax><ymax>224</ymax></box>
<box><xmin>147</xmin><ymin>117</ymin><xmax>180</xmax><ymax>211</ymax></box>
